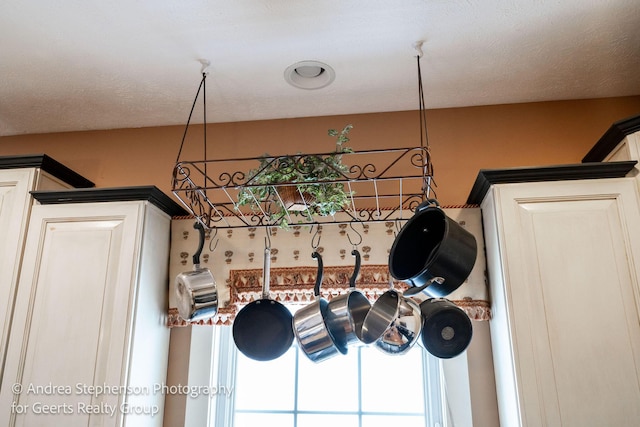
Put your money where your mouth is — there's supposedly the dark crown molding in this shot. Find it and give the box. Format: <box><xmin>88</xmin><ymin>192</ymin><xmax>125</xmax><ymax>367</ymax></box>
<box><xmin>31</xmin><ymin>186</ymin><xmax>188</xmax><ymax>217</ymax></box>
<box><xmin>0</xmin><ymin>154</ymin><xmax>94</xmax><ymax>188</ymax></box>
<box><xmin>582</xmin><ymin>114</ymin><xmax>640</xmax><ymax>163</ymax></box>
<box><xmin>466</xmin><ymin>161</ymin><xmax>637</xmax><ymax>204</ymax></box>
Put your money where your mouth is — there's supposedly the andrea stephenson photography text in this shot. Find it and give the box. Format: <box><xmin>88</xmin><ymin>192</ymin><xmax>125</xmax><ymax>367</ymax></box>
<box><xmin>9</xmin><ymin>382</ymin><xmax>234</xmax><ymax>418</ymax></box>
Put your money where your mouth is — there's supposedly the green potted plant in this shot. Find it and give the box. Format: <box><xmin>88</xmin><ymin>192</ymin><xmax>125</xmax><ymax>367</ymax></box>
<box><xmin>236</xmin><ymin>124</ymin><xmax>354</xmax><ymax>228</ymax></box>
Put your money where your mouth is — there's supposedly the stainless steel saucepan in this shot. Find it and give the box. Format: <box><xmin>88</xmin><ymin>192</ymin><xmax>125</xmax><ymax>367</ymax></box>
<box><xmin>324</xmin><ymin>249</ymin><xmax>371</xmax><ymax>351</ymax></box>
<box><xmin>360</xmin><ymin>276</ymin><xmax>444</xmax><ymax>355</ymax></box>
<box><xmin>175</xmin><ymin>222</ymin><xmax>218</xmax><ymax>321</ymax></box>
<box><xmin>293</xmin><ymin>251</ymin><xmax>346</xmax><ymax>362</ymax></box>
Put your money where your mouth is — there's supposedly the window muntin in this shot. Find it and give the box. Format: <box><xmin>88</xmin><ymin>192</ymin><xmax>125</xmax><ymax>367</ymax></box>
<box><xmin>227</xmin><ymin>326</ymin><xmax>444</xmax><ymax>427</ymax></box>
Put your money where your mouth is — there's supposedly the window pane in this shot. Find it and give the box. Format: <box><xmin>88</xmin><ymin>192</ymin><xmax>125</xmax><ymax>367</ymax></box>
<box><xmin>362</xmin><ymin>414</ymin><xmax>425</xmax><ymax>427</ymax></box>
<box><xmin>360</xmin><ymin>345</ymin><xmax>425</xmax><ymax>413</ymax></box>
<box><xmin>234</xmin><ymin>346</ymin><xmax>296</xmax><ymax>411</ymax></box>
<box><xmin>297</xmin><ymin>413</ymin><xmax>359</xmax><ymax>427</ymax></box>
<box><xmin>234</xmin><ymin>412</ymin><xmax>293</xmax><ymax>427</ymax></box>
<box><xmin>297</xmin><ymin>346</ymin><xmax>359</xmax><ymax>411</ymax></box>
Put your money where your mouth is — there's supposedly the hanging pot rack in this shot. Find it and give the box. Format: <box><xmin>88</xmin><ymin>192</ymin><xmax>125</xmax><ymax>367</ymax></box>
<box><xmin>172</xmin><ymin>45</ymin><xmax>436</xmax><ymax>230</ymax></box>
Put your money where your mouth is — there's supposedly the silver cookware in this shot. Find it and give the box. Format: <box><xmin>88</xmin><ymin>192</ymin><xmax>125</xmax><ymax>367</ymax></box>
<box><xmin>293</xmin><ymin>251</ymin><xmax>346</xmax><ymax>362</ymax></box>
<box><xmin>175</xmin><ymin>222</ymin><xmax>218</xmax><ymax>321</ymax></box>
<box><xmin>324</xmin><ymin>249</ymin><xmax>371</xmax><ymax>351</ymax></box>
<box><xmin>360</xmin><ymin>277</ymin><xmax>444</xmax><ymax>355</ymax></box>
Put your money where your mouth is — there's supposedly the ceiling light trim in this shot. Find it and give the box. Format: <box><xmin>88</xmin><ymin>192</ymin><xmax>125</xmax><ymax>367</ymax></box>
<box><xmin>284</xmin><ymin>60</ymin><xmax>335</xmax><ymax>90</ymax></box>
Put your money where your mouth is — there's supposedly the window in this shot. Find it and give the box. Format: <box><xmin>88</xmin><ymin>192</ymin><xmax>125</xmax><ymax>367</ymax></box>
<box><xmin>208</xmin><ymin>326</ymin><xmax>447</xmax><ymax>427</ymax></box>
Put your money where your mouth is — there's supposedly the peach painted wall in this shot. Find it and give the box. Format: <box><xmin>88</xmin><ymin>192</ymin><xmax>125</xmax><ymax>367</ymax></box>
<box><xmin>1</xmin><ymin>96</ymin><xmax>639</xmax><ymax>205</ymax></box>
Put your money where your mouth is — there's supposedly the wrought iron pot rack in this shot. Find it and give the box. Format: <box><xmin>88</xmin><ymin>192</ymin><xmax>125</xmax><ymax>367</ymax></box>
<box><xmin>172</xmin><ymin>146</ymin><xmax>434</xmax><ymax>230</ymax></box>
<box><xmin>172</xmin><ymin>49</ymin><xmax>436</xmax><ymax>230</ymax></box>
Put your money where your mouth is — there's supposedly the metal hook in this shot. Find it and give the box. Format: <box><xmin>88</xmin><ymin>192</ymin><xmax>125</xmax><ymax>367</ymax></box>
<box><xmin>413</xmin><ymin>40</ymin><xmax>424</xmax><ymax>58</ymax></box>
<box><xmin>346</xmin><ymin>222</ymin><xmax>363</xmax><ymax>248</ymax></box>
<box><xmin>208</xmin><ymin>227</ymin><xmax>219</xmax><ymax>253</ymax></box>
<box><xmin>393</xmin><ymin>218</ymin><xmax>403</xmax><ymax>238</ymax></box>
<box><xmin>198</xmin><ymin>59</ymin><xmax>211</xmax><ymax>75</ymax></box>
<box><xmin>310</xmin><ymin>224</ymin><xmax>321</xmax><ymax>250</ymax></box>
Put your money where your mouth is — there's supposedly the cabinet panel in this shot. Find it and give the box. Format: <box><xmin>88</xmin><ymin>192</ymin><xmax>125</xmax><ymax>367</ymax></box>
<box><xmin>0</xmin><ymin>203</ymin><xmax>144</xmax><ymax>427</ymax></box>
<box><xmin>0</xmin><ymin>167</ymin><xmax>80</xmax><ymax>386</ymax></box>
<box><xmin>0</xmin><ymin>169</ymin><xmax>37</xmax><ymax>384</ymax></box>
<box><xmin>486</xmin><ymin>178</ymin><xmax>640</xmax><ymax>426</ymax></box>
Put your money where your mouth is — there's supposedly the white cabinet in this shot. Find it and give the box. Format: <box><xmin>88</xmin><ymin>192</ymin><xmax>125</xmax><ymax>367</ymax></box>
<box><xmin>0</xmin><ymin>186</ymin><xmax>185</xmax><ymax>427</ymax></box>
<box><xmin>0</xmin><ymin>155</ymin><xmax>93</xmax><ymax>388</ymax></box>
<box><xmin>582</xmin><ymin>114</ymin><xmax>640</xmax><ymax>186</ymax></box>
<box><xmin>469</xmin><ymin>163</ymin><xmax>640</xmax><ymax>427</ymax></box>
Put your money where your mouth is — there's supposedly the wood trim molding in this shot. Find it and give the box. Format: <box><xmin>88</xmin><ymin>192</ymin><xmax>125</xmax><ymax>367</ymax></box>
<box><xmin>583</xmin><ymin>114</ymin><xmax>640</xmax><ymax>162</ymax></box>
<box><xmin>31</xmin><ymin>185</ymin><xmax>188</xmax><ymax>217</ymax></box>
<box><xmin>0</xmin><ymin>154</ymin><xmax>94</xmax><ymax>188</ymax></box>
<box><xmin>466</xmin><ymin>161</ymin><xmax>638</xmax><ymax>204</ymax></box>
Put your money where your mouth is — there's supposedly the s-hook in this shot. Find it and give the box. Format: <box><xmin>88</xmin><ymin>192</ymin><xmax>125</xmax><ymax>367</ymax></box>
<box><xmin>346</xmin><ymin>222</ymin><xmax>363</xmax><ymax>249</ymax></box>
<box><xmin>208</xmin><ymin>227</ymin><xmax>219</xmax><ymax>253</ymax></box>
<box><xmin>310</xmin><ymin>224</ymin><xmax>321</xmax><ymax>251</ymax></box>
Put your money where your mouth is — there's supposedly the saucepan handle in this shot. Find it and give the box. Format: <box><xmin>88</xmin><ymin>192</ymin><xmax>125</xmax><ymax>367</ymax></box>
<box><xmin>402</xmin><ymin>276</ymin><xmax>445</xmax><ymax>297</ymax></box>
<box><xmin>312</xmin><ymin>251</ymin><xmax>324</xmax><ymax>297</ymax></box>
<box><xmin>416</xmin><ymin>198</ymin><xmax>440</xmax><ymax>213</ymax></box>
<box><xmin>192</xmin><ymin>221</ymin><xmax>206</xmax><ymax>267</ymax></box>
<box><xmin>349</xmin><ymin>249</ymin><xmax>361</xmax><ymax>289</ymax></box>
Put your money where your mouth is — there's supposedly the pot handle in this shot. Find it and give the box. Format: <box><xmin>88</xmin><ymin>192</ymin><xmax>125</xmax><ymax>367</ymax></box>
<box><xmin>402</xmin><ymin>276</ymin><xmax>445</xmax><ymax>297</ymax></box>
<box><xmin>262</xmin><ymin>245</ymin><xmax>271</xmax><ymax>299</ymax></box>
<box><xmin>192</xmin><ymin>222</ymin><xmax>206</xmax><ymax>267</ymax></box>
<box><xmin>349</xmin><ymin>249</ymin><xmax>361</xmax><ymax>289</ymax></box>
<box><xmin>416</xmin><ymin>198</ymin><xmax>440</xmax><ymax>213</ymax></box>
<box><xmin>312</xmin><ymin>251</ymin><xmax>324</xmax><ymax>297</ymax></box>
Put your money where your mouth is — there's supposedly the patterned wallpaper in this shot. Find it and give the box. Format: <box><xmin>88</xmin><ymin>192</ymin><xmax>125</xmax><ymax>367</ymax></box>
<box><xmin>168</xmin><ymin>208</ymin><xmax>489</xmax><ymax>325</ymax></box>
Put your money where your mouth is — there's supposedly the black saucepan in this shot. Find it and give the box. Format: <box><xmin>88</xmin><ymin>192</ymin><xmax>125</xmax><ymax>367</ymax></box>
<box><xmin>420</xmin><ymin>298</ymin><xmax>473</xmax><ymax>359</ymax></box>
<box><xmin>232</xmin><ymin>246</ymin><xmax>294</xmax><ymax>361</ymax></box>
<box><xmin>389</xmin><ymin>199</ymin><xmax>477</xmax><ymax>297</ymax></box>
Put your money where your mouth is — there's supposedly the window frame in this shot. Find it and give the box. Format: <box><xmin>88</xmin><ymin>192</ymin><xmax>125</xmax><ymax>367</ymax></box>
<box><xmin>207</xmin><ymin>326</ymin><xmax>447</xmax><ymax>427</ymax></box>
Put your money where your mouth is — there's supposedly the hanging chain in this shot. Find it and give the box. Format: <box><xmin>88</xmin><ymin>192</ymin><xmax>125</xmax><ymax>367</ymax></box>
<box><xmin>417</xmin><ymin>54</ymin><xmax>436</xmax><ymax>201</ymax></box>
<box><xmin>175</xmin><ymin>73</ymin><xmax>207</xmax><ymax>164</ymax></box>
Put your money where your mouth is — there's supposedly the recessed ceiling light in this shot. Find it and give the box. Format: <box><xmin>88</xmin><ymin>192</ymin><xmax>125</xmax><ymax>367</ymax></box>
<box><xmin>284</xmin><ymin>60</ymin><xmax>335</xmax><ymax>90</ymax></box>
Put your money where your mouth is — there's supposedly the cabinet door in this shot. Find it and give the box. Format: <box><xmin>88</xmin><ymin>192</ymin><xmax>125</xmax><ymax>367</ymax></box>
<box><xmin>485</xmin><ymin>178</ymin><xmax>640</xmax><ymax>427</ymax></box>
<box><xmin>0</xmin><ymin>202</ymin><xmax>144</xmax><ymax>427</ymax></box>
<box><xmin>0</xmin><ymin>169</ymin><xmax>37</xmax><ymax>384</ymax></box>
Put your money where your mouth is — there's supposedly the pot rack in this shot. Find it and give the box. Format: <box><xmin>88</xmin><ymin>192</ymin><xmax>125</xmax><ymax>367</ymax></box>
<box><xmin>172</xmin><ymin>146</ymin><xmax>434</xmax><ymax>229</ymax></box>
<box><xmin>172</xmin><ymin>44</ymin><xmax>436</xmax><ymax>230</ymax></box>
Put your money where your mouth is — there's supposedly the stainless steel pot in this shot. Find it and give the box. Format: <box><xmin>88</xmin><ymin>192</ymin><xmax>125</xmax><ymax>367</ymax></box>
<box><xmin>324</xmin><ymin>249</ymin><xmax>371</xmax><ymax>351</ymax></box>
<box><xmin>389</xmin><ymin>199</ymin><xmax>477</xmax><ymax>297</ymax></box>
<box><xmin>360</xmin><ymin>277</ymin><xmax>443</xmax><ymax>355</ymax></box>
<box><xmin>175</xmin><ymin>222</ymin><xmax>218</xmax><ymax>321</ymax></box>
<box><xmin>293</xmin><ymin>251</ymin><xmax>346</xmax><ymax>362</ymax></box>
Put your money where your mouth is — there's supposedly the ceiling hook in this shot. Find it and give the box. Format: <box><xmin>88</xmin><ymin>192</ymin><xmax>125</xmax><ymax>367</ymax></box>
<box><xmin>198</xmin><ymin>59</ymin><xmax>211</xmax><ymax>76</ymax></box>
<box><xmin>413</xmin><ymin>40</ymin><xmax>424</xmax><ymax>58</ymax></box>
<box><xmin>346</xmin><ymin>222</ymin><xmax>363</xmax><ymax>248</ymax></box>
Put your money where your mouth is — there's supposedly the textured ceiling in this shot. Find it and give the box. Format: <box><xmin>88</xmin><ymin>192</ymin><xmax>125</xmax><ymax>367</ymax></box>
<box><xmin>1</xmin><ymin>0</ymin><xmax>639</xmax><ymax>137</ymax></box>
